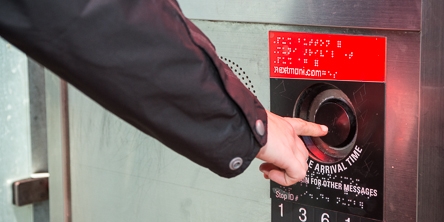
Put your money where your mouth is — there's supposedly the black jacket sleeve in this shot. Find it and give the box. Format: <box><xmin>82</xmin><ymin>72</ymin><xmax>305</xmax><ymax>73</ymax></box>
<box><xmin>0</xmin><ymin>0</ymin><xmax>268</xmax><ymax>178</ymax></box>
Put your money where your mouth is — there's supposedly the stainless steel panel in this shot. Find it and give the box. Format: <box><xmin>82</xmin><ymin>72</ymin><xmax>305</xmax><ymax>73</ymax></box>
<box><xmin>191</xmin><ymin>21</ymin><xmax>421</xmax><ymax>222</ymax></box>
<box><xmin>383</xmin><ymin>31</ymin><xmax>420</xmax><ymax>222</ymax></box>
<box><xmin>68</xmin><ymin>87</ymin><xmax>270</xmax><ymax>221</ymax></box>
<box><xmin>418</xmin><ymin>0</ymin><xmax>444</xmax><ymax>221</ymax></box>
<box><xmin>178</xmin><ymin>0</ymin><xmax>421</xmax><ymax>31</ymax></box>
<box><xmin>57</xmin><ymin>19</ymin><xmax>420</xmax><ymax>221</ymax></box>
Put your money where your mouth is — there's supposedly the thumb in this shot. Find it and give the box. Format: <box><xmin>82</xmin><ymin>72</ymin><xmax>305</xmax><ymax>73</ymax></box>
<box><xmin>284</xmin><ymin>118</ymin><xmax>328</xmax><ymax>137</ymax></box>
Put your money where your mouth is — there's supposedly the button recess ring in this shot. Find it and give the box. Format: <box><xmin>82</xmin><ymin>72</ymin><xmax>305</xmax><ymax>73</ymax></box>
<box><xmin>293</xmin><ymin>83</ymin><xmax>357</xmax><ymax>163</ymax></box>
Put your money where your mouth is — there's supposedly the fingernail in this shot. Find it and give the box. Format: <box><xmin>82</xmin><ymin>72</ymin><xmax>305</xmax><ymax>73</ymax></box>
<box><xmin>321</xmin><ymin>125</ymin><xmax>328</xmax><ymax>132</ymax></box>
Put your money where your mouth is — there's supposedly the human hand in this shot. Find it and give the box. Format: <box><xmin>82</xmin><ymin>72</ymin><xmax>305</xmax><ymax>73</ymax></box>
<box><xmin>256</xmin><ymin>110</ymin><xmax>328</xmax><ymax>186</ymax></box>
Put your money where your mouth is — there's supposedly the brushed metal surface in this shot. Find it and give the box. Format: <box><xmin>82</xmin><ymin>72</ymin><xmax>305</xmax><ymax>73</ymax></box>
<box><xmin>383</xmin><ymin>30</ymin><xmax>420</xmax><ymax>222</ymax></box>
<box><xmin>191</xmin><ymin>21</ymin><xmax>421</xmax><ymax>222</ymax></box>
<box><xmin>418</xmin><ymin>0</ymin><xmax>444</xmax><ymax>220</ymax></box>
<box><xmin>67</xmin><ymin>87</ymin><xmax>270</xmax><ymax>222</ymax></box>
<box><xmin>53</xmin><ymin>20</ymin><xmax>421</xmax><ymax>221</ymax></box>
<box><xmin>178</xmin><ymin>0</ymin><xmax>421</xmax><ymax>31</ymax></box>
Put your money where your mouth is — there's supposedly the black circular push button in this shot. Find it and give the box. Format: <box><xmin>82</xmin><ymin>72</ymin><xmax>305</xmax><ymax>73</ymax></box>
<box><xmin>294</xmin><ymin>83</ymin><xmax>357</xmax><ymax>164</ymax></box>
<box><xmin>315</xmin><ymin>102</ymin><xmax>351</xmax><ymax>147</ymax></box>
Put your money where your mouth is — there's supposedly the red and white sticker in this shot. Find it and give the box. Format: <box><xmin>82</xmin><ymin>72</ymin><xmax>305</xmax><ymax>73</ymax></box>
<box><xmin>269</xmin><ymin>31</ymin><xmax>386</xmax><ymax>82</ymax></box>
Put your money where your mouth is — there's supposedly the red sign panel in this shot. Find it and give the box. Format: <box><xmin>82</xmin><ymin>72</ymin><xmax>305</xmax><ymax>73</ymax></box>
<box><xmin>269</xmin><ymin>31</ymin><xmax>386</xmax><ymax>82</ymax></box>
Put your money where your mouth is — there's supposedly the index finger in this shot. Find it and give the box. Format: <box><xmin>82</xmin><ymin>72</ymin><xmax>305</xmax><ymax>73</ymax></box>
<box><xmin>284</xmin><ymin>118</ymin><xmax>328</xmax><ymax>137</ymax></box>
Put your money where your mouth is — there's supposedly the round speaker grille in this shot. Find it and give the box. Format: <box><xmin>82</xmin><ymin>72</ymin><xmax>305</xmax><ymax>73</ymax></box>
<box><xmin>220</xmin><ymin>56</ymin><xmax>256</xmax><ymax>95</ymax></box>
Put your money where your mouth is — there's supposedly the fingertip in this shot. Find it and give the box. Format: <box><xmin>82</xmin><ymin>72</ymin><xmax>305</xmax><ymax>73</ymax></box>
<box><xmin>286</xmin><ymin>118</ymin><xmax>327</xmax><ymax>137</ymax></box>
<box><xmin>320</xmin><ymin>125</ymin><xmax>328</xmax><ymax>133</ymax></box>
<box><xmin>304</xmin><ymin>122</ymin><xmax>329</xmax><ymax>136</ymax></box>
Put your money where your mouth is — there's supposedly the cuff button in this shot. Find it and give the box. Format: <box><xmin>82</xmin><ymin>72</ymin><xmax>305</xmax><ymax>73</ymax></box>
<box><xmin>255</xmin><ymin>119</ymin><xmax>265</xmax><ymax>136</ymax></box>
<box><xmin>229</xmin><ymin>157</ymin><xmax>243</xmax><ymax>170</ymax></box>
